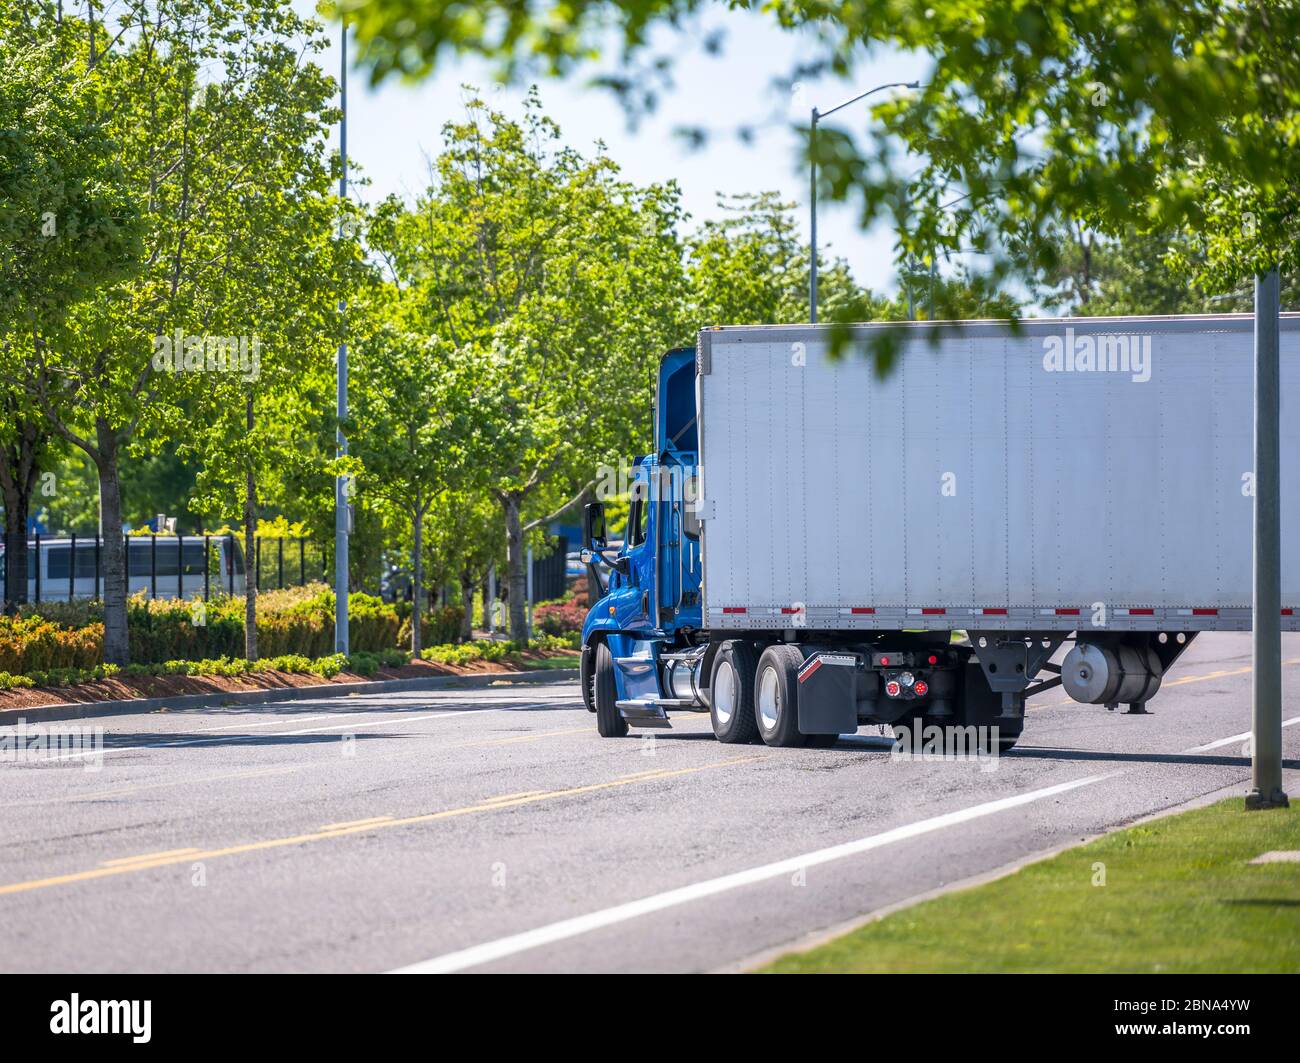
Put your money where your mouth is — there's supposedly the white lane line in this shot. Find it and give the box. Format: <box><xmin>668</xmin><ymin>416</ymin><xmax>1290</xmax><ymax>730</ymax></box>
<box><xmin>4</xmin><ymin>690</ymin><xmax>583</xmax><ymax>766</ymax></box>
<box><xmin>391</xmin><ymin>772</ymin><xmax>1112</xmax><ymax>974</ymax></box>
<box><xmin>16</xmin><ymin>687</ymin><xmax>578</xmax><ymax>739</ymax></box>
<box><xmin>12</xmin><ymin>708</ymin><xmax>499</xmax><ymax>764</ymax></box>
<box><xmin>1183</xmin><ymin>715</ymin><xmax>1300</xmax><ymax>753</ymax></box>
<box><xmin>191</xmin><ymin>688</ymin><xmax>576</xmax><ymax>733</ymax></box>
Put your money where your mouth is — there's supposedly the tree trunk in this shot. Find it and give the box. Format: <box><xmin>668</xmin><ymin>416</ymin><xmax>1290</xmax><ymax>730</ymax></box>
<box><xmin>95</xmin><ymin>421</ymin><xmax>129</xmax><ymax>666</ymax></box>
<box><xmin>502</xmin><ymin>492</ymin><xmax>528</xmax><ymax>643</ymax></box>
<box><xmin>479</xmin><ymin>575</ymin><xmax>490</xmax><ymax>636</ymax></box>
<box><xmin>244</xmin><ymin>395</ymin><xmax>258</xmax><ymax>661</ymax></box>
<box><xmin>459</xmin><ymin>571</ymin><xmax>475</xmax><ymax>642</ymax></box>
<box><xmin>2</xmin><ymin>490</ymin><xmax>29</xmax><ymax>614</ymax></box>
<box><xmin>411</xmin><ymin>503</ymin><xmax>423</xmax><ymax>656</ymax></box>
<box><xmin>0</xmin><ymin>412</ymin><xmax>44</xmax><ymax>614</ymax></box>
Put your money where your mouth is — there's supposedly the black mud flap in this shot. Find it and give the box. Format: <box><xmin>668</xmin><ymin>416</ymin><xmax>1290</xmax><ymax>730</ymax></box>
<box><xmin>580</xmin><ymin>644</ymin><xmax>595</xmax><ymax>712</ymax></box>
<box><xmin>796</xmin><ymin>652</ymin><xmax>860</xmax><ymax>735</ymax></box>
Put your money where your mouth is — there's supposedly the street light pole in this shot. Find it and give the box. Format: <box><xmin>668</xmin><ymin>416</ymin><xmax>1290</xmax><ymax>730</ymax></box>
<box><xmin>810</xmin><ymin>106</ymin><xmax>819</xmax><ymax>323</ymax></box>
<box><xmin>334</xmin><ymin>21</ymin><xmax>350</xmax><ymax>656</ymax></box>
<box><xmin>808</xmin><ymin>80</ymin><xmax>920</xmax><ymax>324</ymax></box>
<box><xmin>1247</xmin><ymin>267</ymin><xmax>1288</xmax><ymax>810</ymax></box>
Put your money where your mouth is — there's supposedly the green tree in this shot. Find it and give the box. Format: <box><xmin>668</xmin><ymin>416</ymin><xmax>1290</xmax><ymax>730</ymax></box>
<box><xmin>373</xmin><ymin>91</ymin><xmax>686</xmax><ymax>640</ymax></box>
<box><xmin>423</xmin><ymin>489</ymin><xmax>501</xmax><ymax>641</ymax></box>
<box><xmin>0</xmin><ymin>13</ymin><xmax>141</xmax><ymax>610</ymax></box>
<box><xmin>1029</xmin><ymin>225</ymin><xmax>1300</xmax><ymax>317</ymax></box>
<box><xmin>342</xmin><ymin>1</ymin><xmax>1300</xmax><ymax>306</ymax></box>
<box><xmin>687</xmin><ymin>191</ymin><xmax>867</xmax><ymax>326</ymax></box>
<box><xmin>348</xmin><ymin>286</ymin><xmax>474</xmax><ymax>653</ymax></box>
<box><xmin>27</xmin><ymin>1</ymin><xmax>344</xmax><ymax>664</ymax></box>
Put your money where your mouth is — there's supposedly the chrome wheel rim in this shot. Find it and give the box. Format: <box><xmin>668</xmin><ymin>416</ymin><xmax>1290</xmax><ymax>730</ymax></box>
<box><xmin>713</xmin><ymin>659</ymin><xmax>736</xmax><ymax>725</ymax></box>
<box><xmin>758</xmin><ymin>666</ymin><xmax>780</xmax><ymax>730</ymax></box>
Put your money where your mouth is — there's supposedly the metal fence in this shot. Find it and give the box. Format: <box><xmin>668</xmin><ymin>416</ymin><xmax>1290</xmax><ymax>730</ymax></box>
<box><xmin>530</xmin><ymin>536</ymin><xmax>569</xmax><ymax>602</ymax></box>
<box><xmin>11</xmin><ymin>533</ymin><xmax>320</xmax><ymax>603</ymax></box>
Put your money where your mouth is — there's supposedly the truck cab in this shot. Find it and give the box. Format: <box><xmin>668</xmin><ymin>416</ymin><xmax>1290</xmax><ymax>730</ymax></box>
<box><xmin>579</xmin><ymin>347</ymin><xmax>708</xmax><ymax>733</ymax></box>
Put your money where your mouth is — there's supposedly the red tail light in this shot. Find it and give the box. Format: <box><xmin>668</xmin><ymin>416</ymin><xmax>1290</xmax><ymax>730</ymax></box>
<box><xmin>913</xmin><ymin>680</ymin><xmax>929</xmax><ymax>697</ymax></box>
<box><xmin>885</xmin><ymin>680</ymin><xmax>901</xmax><ymax>697</ymax></box>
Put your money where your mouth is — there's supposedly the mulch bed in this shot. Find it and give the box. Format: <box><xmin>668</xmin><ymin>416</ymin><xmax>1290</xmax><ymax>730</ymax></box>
<box><xmin>0</xmin><ymin>649</ymin><xmax>580</xmax><ymax>712</ymax></box>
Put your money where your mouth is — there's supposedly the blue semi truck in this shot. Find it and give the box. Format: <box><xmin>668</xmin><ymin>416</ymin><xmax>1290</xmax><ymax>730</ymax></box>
<box><xmin>578</xmin><ymin>320</ymin><xmax>1300</xmax><ymax>749</ymax></box>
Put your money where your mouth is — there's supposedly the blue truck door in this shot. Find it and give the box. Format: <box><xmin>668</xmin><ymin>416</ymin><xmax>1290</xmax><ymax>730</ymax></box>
<box><xmin>654</xmin><ymin>465</ymin><xmax>684</xmax><ymax>625</ymax></box>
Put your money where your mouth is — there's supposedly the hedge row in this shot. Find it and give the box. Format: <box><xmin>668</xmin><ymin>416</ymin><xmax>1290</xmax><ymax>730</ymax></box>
<box><xmin>0</xmin><ymin>648</ymin><xmax>412</xmax><ymax>691</ymax></box>
<box><xmin>0</xmin><ymin>616</ymin><xmax>103</xmax><ymax>674</ymax></box>
<box><xmin>2</xmin><ymin>584</ymin><xmax>462</xmax><ymax>673</ymax></box>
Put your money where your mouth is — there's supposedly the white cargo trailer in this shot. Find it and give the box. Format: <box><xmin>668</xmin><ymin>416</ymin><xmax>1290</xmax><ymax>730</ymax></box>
<box><xmin>698</xmin><ymin>315</ymin><xmax>1300</xmax><ymax>635</ymax></box>
<box><xmin>580</xmin><ymin>315</ymin><xmax>1298</xmax><ymax>750</ymax></box>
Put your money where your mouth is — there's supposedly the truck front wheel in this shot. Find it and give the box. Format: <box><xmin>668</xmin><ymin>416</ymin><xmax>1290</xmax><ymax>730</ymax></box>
<box><xmin>709</xmin><ymin>641</ymin><xmax>760</xmax><ymax>744</ymax></box>
<box><xmin>593</xmin><ymin>642</ymin><xmax>629</xmax><ymax>738</ymax></box>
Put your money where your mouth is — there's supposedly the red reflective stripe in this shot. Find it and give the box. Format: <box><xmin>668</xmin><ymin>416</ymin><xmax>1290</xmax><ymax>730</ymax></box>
<box><xmin>982</xmin><ymin>608</ymin><xmax>1007</xmax><ymax>615</ymax></box>
<box><xmin>851</xmin><ymin>607</ymin><xmax>875</xmax><ymax>614</ymax></box>
<box><xmin>780</xmin><ymin>607</ymin><xmax>800</xmax><ymax>615</ymax></box>
<box><xmin>1055</xmin><ymin>608</ymin><xmax>1080</xmax><ymax>616</ymax></box>
<box><xmin>1284</xmin><ymin>609</ymin><xmax>1294</xmax><ymax>617</ymax></box>
<box><xmin>798</xmin><ymin>658</ymin><xmax>823</xmax><ymax>682</ymax></box>
<box><xmin>1192</xmin><ymin>608</ymin><xmax>1218</xmax><ymax>616</ymax></box>
<box><xmin>722</xmin><ymin>607</ymin><xmax>746</xmax><ymax>615</ymax></box>
<box><xmin>921</xmin><ymin>608</ymin><xmax>945</xmax><ymax>615</ymax></box>
<box><xmin>1129</xmin><ymin>608</ymin><xmax>1155</xmax><ymax>616</ymax></box>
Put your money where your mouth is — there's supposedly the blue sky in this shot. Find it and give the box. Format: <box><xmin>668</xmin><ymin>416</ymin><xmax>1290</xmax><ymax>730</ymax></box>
<box><xmin>297</xmin><ymin>3</ymin><xmax>926</xmax><ymax>298</ymax></box>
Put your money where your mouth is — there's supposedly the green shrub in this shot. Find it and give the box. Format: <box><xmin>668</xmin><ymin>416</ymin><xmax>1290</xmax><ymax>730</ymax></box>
<box><xmin>0</xmin><ymin>671</ymin><xmax>35</xmax><ymax>690</ymax></box>
<box><xmin>533</xmin><ymin>632</ymin><xmax>580</xmax><ymax>651</ymax></box>
<box><xmin>0</xmin><ymin>616</ymin><xmax>104</xmax><ymax>673</ymax></box>
<box><xmin>419</xmin><ymin>638</ymin><xmax>524</xmax><ymax>667</ymax></box>
<box><xmin>396</xmin><ymin>605</ymin><xmax>465</xmax><ymax>650</ymax></box>
<box><xmin>23</xmin><ymin>663</ymin><xmax>119</xmax><ymax>688</ymax></box>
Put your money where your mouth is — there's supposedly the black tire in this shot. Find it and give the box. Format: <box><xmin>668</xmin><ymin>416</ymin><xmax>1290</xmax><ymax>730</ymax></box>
<box><xmin>709</xmin><ymin>640</ymin><xmax>760</xmax><ymax>744</ymax></box>
<box><xmin>754</xmin><ymin>643</ymin><xmax>808</xmax><ymax>747</ymax></box>
<box><xmin>593</xmin><ymin>641</ymin><xmax>628</xmax><ymax>737</ymax></box>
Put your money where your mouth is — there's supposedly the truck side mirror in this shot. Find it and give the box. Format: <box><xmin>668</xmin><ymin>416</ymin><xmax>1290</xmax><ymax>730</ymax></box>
<box><xmin>584</xmin><ymin>501</ymin><xmax>607</xmax><ymax>551</ymax></box>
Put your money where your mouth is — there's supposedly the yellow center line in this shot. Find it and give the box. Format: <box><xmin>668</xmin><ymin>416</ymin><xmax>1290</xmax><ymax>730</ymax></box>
<box><xmin>101</xmin><ymin>847</ymin><xmax>201</xmax><ymax>867</ymax></box>
<box><xmin>319</xmin><ymin>816</ymin><xmax>395</xmax><ymax>831</ymax></box>
<box><xmin>0</xmin><ymin>754</ymin><xmax>765</xmax><ymax>898</ymax></box>
<box><xmin>10</xmin><ymin>728</ymin><xmax>598</xmax><ymax>809</ymax></box>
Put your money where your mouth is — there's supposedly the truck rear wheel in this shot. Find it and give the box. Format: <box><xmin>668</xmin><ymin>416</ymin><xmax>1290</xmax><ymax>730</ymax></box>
<box><xmin>709</xmin><ymin>641</ymin><xmax>760</xmax><ymax>744</ymax></box>
<box><xmin>755</xmin><ymin>644</ymin><xmax>808</xmax><ymax>748</ymax></box>
<box><xmin>594</xmin><ymin>641</ymin><xmax>628</xmax><ymax>738</ymax></box>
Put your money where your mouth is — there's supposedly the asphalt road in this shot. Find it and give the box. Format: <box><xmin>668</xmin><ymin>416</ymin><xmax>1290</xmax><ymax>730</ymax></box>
<box><xmin>1</xmin><ymin>631</ymin><xmax>1298</xmax><ymax>973</ymax></box>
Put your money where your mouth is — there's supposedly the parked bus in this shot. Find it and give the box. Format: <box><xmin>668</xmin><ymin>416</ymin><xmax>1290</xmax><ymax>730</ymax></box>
<box><xmin>0</xmin><ymin>536</ymin><xmax>246</xmax><ymax>603</ymax></box>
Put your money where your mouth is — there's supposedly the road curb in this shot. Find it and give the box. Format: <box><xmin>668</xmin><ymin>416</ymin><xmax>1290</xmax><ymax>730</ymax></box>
<box><xmin>1</xmin><ymin>668</ymin><xmax>580</xmax><ymax>725</ymax></box>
